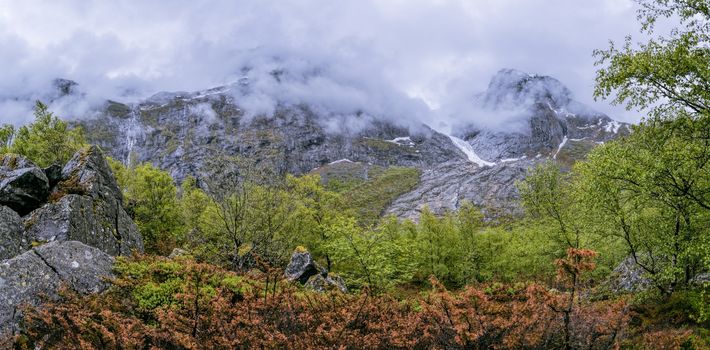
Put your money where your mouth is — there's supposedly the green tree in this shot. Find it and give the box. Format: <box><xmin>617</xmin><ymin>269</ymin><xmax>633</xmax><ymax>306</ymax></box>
<box><xmin>455</xmin><ymin>201</ymin><xmax>489</xmax><ymax>282</ymax></box>
<box><xmin>107</xmin><ymin>157</ymin><xmax>132</xmax><ymax>194</ymax></box>
<box><xmin>9</xmin><ymin>101</ymin><xmax>86</xmax><ymax>167</ymax></box>
<box><xmin>245</xmin><ymin>182</ymin><xmax>297</xmax><ymax>266</ymax></box>
<box><xmin>287</xmin><ymin>174</ymin><xmax>344</xmax><ymax>271</ymax></box>
<box><xmin>326</xmin><ymin>216</ymin><xmax>417</xmax><ymax>291</ymax></box>
<box><xmin>485</xmin><ymin>223</ymin><xmax>559</xmax><ymax>282</ymax></box>
<box><xmin>196</xmin><ymin>156</ymin><xmax>301</xmax><ymax>269</ymax></box>
<box><xmin>576</xmin><ymin>118</ymin><xmax>709</xmax><ymax>294</ymax></box>
<box><xmin>178</xmin><ymin>177</ymin><xmax>212</xmax><ymax>244</ymax></box>
<box><xmin>126</xmin><ymin>163</ymin><xmax>183</xmax><ymax>255</ymax></box>
<box><xmin>517</xmin><ymin>162</ymin><xmax>627</xmax><ymax>282</ymax></box>
<box><xmin>518</xmin><ymin>162</ymin><xmax>585</xmax><ymax>251</ymax></box>
<box><xmin>591</xmin><ymin>0</ymin><xmax>709</xmax><ymax>294</ymax></box>
<box><xmin>594</xmin><ymin>0</ymin><xmax>708</xmax><ymax>120</ymax></box>
<box><xmin>197</xmin><ymin>156</ymin><xmax>257</xmax><ymax>269</ymax></box>
<box><xmin>413</xmin><ymin>208</ymin><xmax>465</xmax><ymax>286</ymax></box>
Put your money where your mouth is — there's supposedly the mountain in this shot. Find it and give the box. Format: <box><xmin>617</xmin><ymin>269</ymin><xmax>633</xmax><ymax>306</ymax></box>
<box><xmin>458</xmin><ymin>68</ymin><xmax>627</xmax><ymax>163</ymax></box>
<box><xmin>76</xmin><ymin>69</ymin><xmax>630</xmax><ymax>219</ymax></box>
<box><xmin>387</xmin><ymin>69</ymin><xmax>631</xmax><ymax>218</ymax></box>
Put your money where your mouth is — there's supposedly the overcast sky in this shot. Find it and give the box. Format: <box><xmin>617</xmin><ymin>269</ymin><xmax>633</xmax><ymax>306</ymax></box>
<box><xmin>0</xmin><ymin>0</ymin><xmax>645</xmax><ymax>126</ymax></box>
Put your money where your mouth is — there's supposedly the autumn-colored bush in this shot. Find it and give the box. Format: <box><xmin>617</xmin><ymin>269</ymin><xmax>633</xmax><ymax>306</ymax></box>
<box><xmin>7</xmin><ymin>253</ymin><xmax>664</xmax><ymax>349</ymax></box>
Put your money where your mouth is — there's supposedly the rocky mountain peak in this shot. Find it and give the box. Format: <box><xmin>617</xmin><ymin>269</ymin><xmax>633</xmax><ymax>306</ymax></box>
<box><xmin>387</xmin><ymin>70</ymin><xmax>631</xmax><ymax>219</ymax></box>
<box><xmin>52</xmin><ymin>78</ymin><xmax>79</xmax><ymax>97</ymax></box>
<box><xmin>480</xmin><ymin>68</ymin><xmax>572</xmax><ymax>111</ymax></box>
<box><xmin>450</xmin><ymin>69</ymin><xmax>629</xmax><ymax>164</ymax></box>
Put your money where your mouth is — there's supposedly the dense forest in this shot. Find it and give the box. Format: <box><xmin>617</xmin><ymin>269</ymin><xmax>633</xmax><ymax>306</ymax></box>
<box><xmin>0</xmin><ymin>0</ymin><xmax>708</xmax><ymax>349</ymax></box>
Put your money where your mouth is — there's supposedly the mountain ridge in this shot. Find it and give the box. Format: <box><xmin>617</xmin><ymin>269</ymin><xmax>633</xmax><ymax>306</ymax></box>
<box><xmin>70</xmin><ymin>68</ymin><xmax>630</xmax><ymax>219</ymax></box>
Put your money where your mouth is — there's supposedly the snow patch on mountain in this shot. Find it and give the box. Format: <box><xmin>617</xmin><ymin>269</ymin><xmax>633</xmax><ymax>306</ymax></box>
<box><xmin>448</xmin><ymin>135</ymin><xmax>495</xmax><ymax>167</ymax></box>
<box><xmin>329</xmin><ymin>159</ymin><xmax>355</xmax><ymax>165</ymax></box>
<box><xmin>500</xmin><ymin>155</ymin><xmax>528</xmax><ymax>163</ymax></box>
<box><xmin>553</xmin><ymin>136</ymin><xmax>568</xmax><ymax>159</ymax></box>
<box><xmin>604</xmin><ymin>120</ymin><xmax>623</xmax><ymax>133</ymax></box>
<box><xmin>386</xmin><ymin>137</ymin><xmax>415</xmax><ymax>147</ymax></box>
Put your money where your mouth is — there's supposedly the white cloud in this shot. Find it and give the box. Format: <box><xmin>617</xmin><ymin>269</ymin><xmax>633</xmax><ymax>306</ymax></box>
<box><xmin>0</xmin><ymin>0</ymin><xmax>645</xmax><ymax>128</ymax></box>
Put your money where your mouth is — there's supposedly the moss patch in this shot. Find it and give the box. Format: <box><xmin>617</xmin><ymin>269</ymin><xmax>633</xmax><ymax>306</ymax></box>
<box><xmin>555</xmin><ymin>139</ymin><xmax>596</xmax><ymax>167</ymax></box>
<box><xmin>342</xmin><ymin>166</ymin><xmax>420</xmax><ymax>227</ymax></box>
<box><xmin>309</xmin><ymin>162</ymin><xmax>420</xmax><ymax>225</ymax></box>
<box><xmin>311</xmin><ymin>162</ymin><xmax>387</xmax><ymax>193</ymax></box>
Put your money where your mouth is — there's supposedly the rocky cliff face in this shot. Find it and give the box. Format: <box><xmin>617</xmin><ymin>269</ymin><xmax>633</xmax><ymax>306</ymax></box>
<box><xmin>76</xmin><ymin>69</ymin><xmax>629</xmax><ymax>219</ymax></box>
<box><xmin>386</xmin><ymin>69</ymin><xmax>631</xmax><ymax>218</ymax></box>
<box><xmin>458</xmin><ymin>69</ymin><xmax>628</xmax><ymax>163</ymax></box>
<box><xmin>0</xmin><ymin>147</ymin><xmax>143</xmax><ymax>336</ymax></box>
<box><xmin>80</xmin><ymin>91</ymin><xmax>461</xmax><ymax>185</ymax></box>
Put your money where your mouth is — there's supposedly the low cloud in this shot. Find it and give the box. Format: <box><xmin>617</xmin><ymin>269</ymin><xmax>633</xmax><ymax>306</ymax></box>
<box><xmin>0</xmin><ymin>0</ymin><xmax>644</xmax><ymax>130</ymax></box>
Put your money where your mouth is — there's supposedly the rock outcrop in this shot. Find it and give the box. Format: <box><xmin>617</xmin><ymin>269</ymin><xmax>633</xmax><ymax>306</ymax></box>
<box><xmin>609</xmin><ymin>257</ymin><xmax>652</xmax><ymax>293</ymax></box>
<box><xmin>285</xmin><ymin>248</ymin><xmax>347</xmax><ymax>293</ymax></box>
<box><xmin>609</xmin><ymin>256</ymin><xmax>709</xmax><ymax>293</ymax></box>
<box><xmin>79</xmin><ymin>97</ymin><xmax>461</xmax><ymax>185</ymax></box>
<box><xmin>23</xmin><ymin>146</ymin><xmax>143</xmax><ymax>255</ymax></box>
<box><xmin>0</xmin><ymin>206</ymin><xmax>23</xmax><ymax>261</ymax></box>
<box><xmin>386</xmin><ymin>158</ymin><xmax>529</xmax><ymax>219</ymax></box>
<box><xmin>0</xmin><ymin>155</ymin><xmax>50</xmax><ymax>215</ymax></box>
<box><xmin>0</xmin><ymin>241</ymin><xmax>115</xmax><ymax>335</ymax></box>
<box><xmin>0</xmin><ymin>146</ymin><xmax>144</xmax><ymax>338</ymax></box>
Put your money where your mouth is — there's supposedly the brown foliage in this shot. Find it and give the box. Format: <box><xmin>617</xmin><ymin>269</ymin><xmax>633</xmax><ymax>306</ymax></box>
<box><xmin>637</xmin><ymin>329</ymin><xmax>705</xmax><ymax>350</ymax></box>
<box><xmin>9</xmin><ymin>255</ymin><xmax>643</xmax><ymax>350</ymax></box>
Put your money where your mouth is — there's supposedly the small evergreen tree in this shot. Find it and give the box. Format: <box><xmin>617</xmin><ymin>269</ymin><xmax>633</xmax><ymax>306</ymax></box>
<box><xmin>8</xmin><ymin>101</ymin><xmax>86</xmax><ymax>167</ymax></box>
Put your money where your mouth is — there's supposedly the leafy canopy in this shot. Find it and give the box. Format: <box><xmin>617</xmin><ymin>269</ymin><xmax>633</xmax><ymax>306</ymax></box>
<box><xmin>593</xmin><ymin>0</ymin><xmax>709</xmax><ymax>120</ymax></box>
<box><xmin>108</xmin><ymin>159</ymin><xmax>183</xmax><ymax>255</ymax></box>
<box><xmin>1</xmin><ymin>101</ymin><xmax>86</xmax><ymax>167</ymax></box>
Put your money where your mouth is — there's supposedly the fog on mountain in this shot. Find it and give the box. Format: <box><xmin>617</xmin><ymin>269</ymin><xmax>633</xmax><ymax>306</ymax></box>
<box><xmin>0</xmin><ymin>0</ymin><xmax>707</xmax><ymax>348</ymax></box>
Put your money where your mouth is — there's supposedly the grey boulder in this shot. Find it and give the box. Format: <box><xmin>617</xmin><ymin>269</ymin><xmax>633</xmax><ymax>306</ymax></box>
<box><xmin>169</xmin><ymin>248</ymin><xmax>189</xmax><ymax>259</ymax></box>
<box><xmin>59</xmin><ymin>145</ymin><xmax>123</xmax><ymax>203</ymax></box>
<box><xmin>33</xmin><ymin>240</ymin><xmax>115</xmax><ymax>294</ymax></box>
<box><xmin>0</xmin><ymin>241</ymin><xmax>114</xmax><ymax>336</ymax></box>
<box><xmin>43</xmin><ymin>163</ymin><xmax>63</xmax><ymax>188</ymax></box>
<box><xmin>23</xmin><ymin>146</ymin><xmax>143</xmax><ymax>256</ymax></box>
<box><xmin>691</xmin><ymin>273</ymin><xmax>710</xmax><ymax>286</ymax></box>
<box><xmin>0</xmin><ymin>206</ymin><xmax>24</xmax><ymax>261</ymax></box>
<box><xmin>0</xmin><ymin>154</ymin><xmax>49</xmax><ymax>215</ymax></box>
<box><xmin>285</xmin><ymin>249</ymin><xmax>324</xmax><ymax>284</ymax></box>
<box><xmin>609</xmin><ymin>256</ymin><xmax>709</xmax><ymax>292</ymax></box>
<box><xmin>305</xmin><ymin>273</ymin><xmax>348</xmax><ymax>293</ymax></box>
<box><xmin>609</xmin><ymin>256</ymin><xmax>652</xmax><ymax>293</ymax></box>
<box><xmin>24</xmin><ymin>194</ymin><xmax>140</xmax><ymax>256</ymax></box>
<box><xmin>285</xmin><ymin>249</ymin><xmax>347</xmax><ymax>293</ymax></box>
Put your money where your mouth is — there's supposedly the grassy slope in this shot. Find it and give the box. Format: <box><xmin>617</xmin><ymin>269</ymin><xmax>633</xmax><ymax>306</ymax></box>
<box><xmin>342</xmin><ymin>167</ymin><xmax>420</xmax><ymax>226</ymax></box>
<box><xmin>311</xmin><ymin>162</ymin><xmax>420</xmax><ymax>226</ymax></box>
